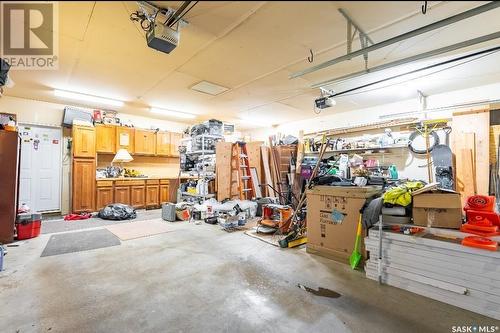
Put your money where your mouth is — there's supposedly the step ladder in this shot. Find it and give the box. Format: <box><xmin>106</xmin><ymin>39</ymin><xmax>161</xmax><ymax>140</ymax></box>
<box><xmin>229</xmin><ymin>142</ymin><xmax>255</xmax><ymax>200</ymax></box>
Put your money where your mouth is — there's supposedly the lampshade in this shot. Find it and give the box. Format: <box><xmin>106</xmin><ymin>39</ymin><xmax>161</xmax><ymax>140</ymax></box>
<box><xmin>112</xmin><ymin>149</ymin><xmax>133</xmax><ymax>163</ymax></box>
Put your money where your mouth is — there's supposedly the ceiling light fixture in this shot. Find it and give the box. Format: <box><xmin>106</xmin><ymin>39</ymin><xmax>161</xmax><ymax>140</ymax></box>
<box><xmin>150</xmin><ymin>107</ymin><xmax>196</xmax><ymax>119</ymax></box>
<box><xmin>54</xmin><ymin>89</ymin><xmax>124</xmax><ymax>108</ymax></box>
<box><xmin>190</xmin><ymin>81</ymin><xmax>229</xmax><ymax>96</ymax></box>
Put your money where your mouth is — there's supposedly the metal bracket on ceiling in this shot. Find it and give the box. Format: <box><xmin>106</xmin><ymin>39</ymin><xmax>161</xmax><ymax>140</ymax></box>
<box><xmin>338</xmin><ymin>8</ymin><xmax>374</xmax><ymax>69</ymax></box>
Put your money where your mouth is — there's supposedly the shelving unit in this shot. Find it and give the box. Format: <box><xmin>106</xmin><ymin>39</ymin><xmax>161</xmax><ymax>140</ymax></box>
<box><xmin>304</xmin><ymin>144</ymin><xmax>408</xmax><ymax>155</ymax></box>
<box><xmin>178</xmin><ymin>133</ymin><xmax>225</xmax><ymax>202</ymax></box>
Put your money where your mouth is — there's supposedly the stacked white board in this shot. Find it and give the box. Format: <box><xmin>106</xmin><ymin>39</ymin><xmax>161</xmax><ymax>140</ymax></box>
<box><xmin>365</xmin><ymin>228</ymin><xmax>500</xmax><ymax>320</ymax></box>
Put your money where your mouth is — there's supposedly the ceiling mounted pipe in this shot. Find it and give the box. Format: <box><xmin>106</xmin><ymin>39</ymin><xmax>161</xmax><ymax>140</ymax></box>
<box><xmin>290</xmin><ymin>1</ymin><xmax>500</xmax><ymax>79</ymax></box>
<box><xmin>312</xmin><ymin>31</ymin><xmax>500</xmax><ymax>88</ymax></box>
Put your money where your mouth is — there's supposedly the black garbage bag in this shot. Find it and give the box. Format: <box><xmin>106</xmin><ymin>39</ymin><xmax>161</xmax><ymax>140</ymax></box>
<box><xmin>98</xmin><ymin>203</ymin><xmax>137</xmax><ymax>220</ymax></box>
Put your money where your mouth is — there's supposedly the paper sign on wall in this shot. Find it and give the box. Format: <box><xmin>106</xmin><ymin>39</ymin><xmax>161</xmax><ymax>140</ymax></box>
<box><xmin>119</xmin><ymin>133</ymin><xmax>129</xmax><ymax>146</ymax></box>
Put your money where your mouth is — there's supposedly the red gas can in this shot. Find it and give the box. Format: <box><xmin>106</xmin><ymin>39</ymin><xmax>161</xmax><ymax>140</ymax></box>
<box><xmin>16</xmin><ymin>213</ymin><xmax>42</xmax><ymax>240</ymax></box>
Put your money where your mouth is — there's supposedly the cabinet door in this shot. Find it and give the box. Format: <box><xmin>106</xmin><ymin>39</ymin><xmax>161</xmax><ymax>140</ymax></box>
<box><xmin>73</xmin><ymin>126</ymin><xmax>96</xmax><ymax>158</ymax></box>
<box><xmin>135</xmin><ymin>130</ymin><xmax>156</xmax><ymax>155</ymax></box>
<box><xmin>114</xmin><ymin>186</ymin><xmax>130</xmax><ymax>205</ymax></box>
<box><xmin>130</xmin><ymin>186</ymin><xmax>145</xmax><ymax>209</ymax></box>
<box><xmin>170</xmin><ymin>132</ymin><xmax>183</xmax><ymax>157</ymax></box>
<box><xmin>96</xmin><ymin>125</ymin><xmax>116</xmax><ymax>154</ymax></box>
<box><xmin>96</xmin><ymin>187</ymin><xmax>113</xmax><ymax>210</ymax></box>
<box><xmin>146</xmin><ymin>185</ymin><xmax>160</xmax><ymax>207</ymax></box>
<box><xmin>116</xmin><ymin>127</ymin><xmax>135</xmax><ymax>154</ymax></box>
<box><xmin>72</xmin><ymin>158</ymin><xmax>95</xmax><ymax>212</ymax></box>
<box><xmin>156</xmin><ymin>131</ymin><xmax>171</xmax><ymax>156</ymax></box>
<box><xmin>159</xmin><ymin>184</ymin><xmax>169</xmax><ymax>203</ymax></box>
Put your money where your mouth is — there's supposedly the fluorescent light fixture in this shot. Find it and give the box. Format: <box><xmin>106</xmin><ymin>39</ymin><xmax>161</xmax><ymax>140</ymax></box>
<box><xmin>54</xmin><ymin>89</ymin><xmax>124</xmax><ymax>108</ymax></box>
<box><xmin>150</xmin><ymin>107</ymin><xmax>196</xmax><ymax>119</ymax></box>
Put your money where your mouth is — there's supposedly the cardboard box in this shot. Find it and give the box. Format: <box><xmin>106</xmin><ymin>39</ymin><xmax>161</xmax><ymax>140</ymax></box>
<box><xmin>306</xmin><ymin>186</ymin><xmax>381</xmax><ymax>264</ymax></box>
<box><xmin>412</xmin><ymin>192</ymin><xmax>462</xmax><ymax>229</ymax></box>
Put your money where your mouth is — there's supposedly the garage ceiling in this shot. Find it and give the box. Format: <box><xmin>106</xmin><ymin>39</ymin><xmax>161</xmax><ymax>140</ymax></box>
<box><xmin>4</xmin><ymin>1</ymin><xmax>500</xmax><ymax>129</ymax></box>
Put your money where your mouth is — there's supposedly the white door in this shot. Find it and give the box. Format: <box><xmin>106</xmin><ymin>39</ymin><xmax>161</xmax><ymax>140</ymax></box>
<box><xmin>19</xmin><ymin>125</ymin><xmax>62</xmax><ymax>213</ymax></box>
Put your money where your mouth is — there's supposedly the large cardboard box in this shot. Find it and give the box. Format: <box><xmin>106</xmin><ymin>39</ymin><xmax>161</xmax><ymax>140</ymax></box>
<box><xmin>306</xmin><ymin>186</ymin><xmax>381</xmax><ymax>264</ymax></box>
<box><xmin>412</xmin><ymin>192</ymin><xmax>462</xmax><ymax>229</ymax></box>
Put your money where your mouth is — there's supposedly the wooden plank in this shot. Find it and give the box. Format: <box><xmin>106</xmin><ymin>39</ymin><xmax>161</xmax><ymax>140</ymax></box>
<box><xmin>245</xmin><ymin>141</ymin><xmax>264</xmax><ymax>186</ymax></box>
<box><xmin>365</xmin><ymin>265</ymin><xmax>500</xmax><ymax>320</ymax></box>
<box><xmin>489</xmin><ymin>125</ymin><xmax>500</xmax><ymax>164</ymax></box>
<box><xmin>250</xmin><ymin>167</ymin><xmax>262</xmax><ymax>198</ymax></box>
<box><xmin>365</xmin><ymin>241</ymin><xmax>500</xmax><ymax>280</ymax></box>
<box><xmin>216</xmin><ymin>142</ymin><xmax>233</xmax><ymax>201</ymax></box>
<box><xmin>451</xmin><ymin>109</ymin><xmax>490</xmax><ymax>195</ymax></box>
<box><xmin>260</xmin><ymin>146</ymin><xmax>275</xmax><ymax>198</ymax></box>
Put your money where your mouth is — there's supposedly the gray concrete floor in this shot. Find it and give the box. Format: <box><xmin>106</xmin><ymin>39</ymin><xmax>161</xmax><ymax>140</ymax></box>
<box><xmin>1</xmin><ymin>210</ymin><xmax>498</xmax><ymax>333</ymax></box>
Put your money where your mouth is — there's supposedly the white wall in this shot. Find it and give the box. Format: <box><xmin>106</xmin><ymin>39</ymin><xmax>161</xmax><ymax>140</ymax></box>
<box><xmin>245</xmin><ymin>82</ymin><xmax>500</xmax><ymax>140</ymax></box>
<box><xmin>243</xmin><ymin>82</ymin><xmax>500</xmax><ymax>183</ymax></box>
<box><xmin>0</xmin><ymin>95</ymin><xmax>191</xmax><ymax>214</ymax></box>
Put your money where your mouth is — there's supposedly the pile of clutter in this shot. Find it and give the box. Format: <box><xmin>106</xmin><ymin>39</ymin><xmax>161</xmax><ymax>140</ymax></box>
<box><xmin>162</xmin><ymin>198</ymin><xmax>259</xmax><ymax>230</ymax></box>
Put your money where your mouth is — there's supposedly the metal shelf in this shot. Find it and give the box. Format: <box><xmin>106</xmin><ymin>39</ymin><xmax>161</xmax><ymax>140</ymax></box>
<box><xmin>181</xmin><ymin>192</ymin><xmax>215</xmax><ymax>198</ymax></box>
<box><xmin>180</xmin><ymin>134</ymin><xmax>224</xmax><ymax>142</ymax></box>
<box><xmin>304</xmin><ymin>144</ymin><xmax>408</xmax><ymax>155</ymax></box>
<box><xmin>185</xmin><ymin>150</ymin><xmax>216</xmax><ymax>155</ymax></box>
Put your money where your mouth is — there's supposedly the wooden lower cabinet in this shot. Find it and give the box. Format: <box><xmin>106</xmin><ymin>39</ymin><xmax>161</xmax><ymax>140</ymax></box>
<box><xmin>159</xmin><ymin>184</ymin><xmax>169</xmax><ymax>203</ymax></box>
<box><xmin>96</xmin><ymin>186</ymin><xmax>113</xmax><ymax>210</ymax></box>
<box><xmin>130</xmin><ymin>186</ymin><xmax>145</xmax><ymax>209</ymax></box>
<box><xmin>72</xmin><ymin>158</ymin><xmax>95</xmax><ymax>213</ymax></box>
<box><xmin>114</xmin><ymin>186</ymin><xmax>131</xmax><ymax>205</ymax></box>
<box><xmin>146</xmin><ymin>185</ymin><xmax>160</xmax><ymax>207</ymax></box>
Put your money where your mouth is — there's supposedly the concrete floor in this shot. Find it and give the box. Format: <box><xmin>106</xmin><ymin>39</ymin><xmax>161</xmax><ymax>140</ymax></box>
<box><xmin>1</xmin><ymin>210</ymin><xmax>498</xmax><ymax>333</ymax></box>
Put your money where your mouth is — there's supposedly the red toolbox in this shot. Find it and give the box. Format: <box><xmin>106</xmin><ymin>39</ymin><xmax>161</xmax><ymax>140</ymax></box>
<box><xmin>16</xmin><ymin>213</ymin><xmax>42</xmax><ymax>240</ymax></box>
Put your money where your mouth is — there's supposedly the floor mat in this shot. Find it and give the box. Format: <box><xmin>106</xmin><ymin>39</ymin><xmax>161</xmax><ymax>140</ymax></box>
<box><xmin>41</xmin><ymin>209</ymin><xmax>162</xmax><ymax>234</ymax></box>
<box><xmin>41</xmin><ymin>229</ymin><xmax>121</xmax><ymax>257</ymax></box>
<box><xmin>104</xmin><ymin>219</ymin><xmax>171</xmax><ymax>241</ymax></box>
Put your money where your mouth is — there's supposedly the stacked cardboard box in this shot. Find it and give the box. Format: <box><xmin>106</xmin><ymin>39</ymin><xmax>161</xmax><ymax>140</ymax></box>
<box><xmin>365</xmin><ymin>228</ymin><xmax>500</xmax><ymax>320</ymax></box>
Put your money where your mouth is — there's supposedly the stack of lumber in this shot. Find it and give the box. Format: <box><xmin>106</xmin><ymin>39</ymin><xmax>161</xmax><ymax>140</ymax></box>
<box><xmin>365</xmin><ymin>228</ymin><xmax>500</xmax><ymax>320</ymax></box>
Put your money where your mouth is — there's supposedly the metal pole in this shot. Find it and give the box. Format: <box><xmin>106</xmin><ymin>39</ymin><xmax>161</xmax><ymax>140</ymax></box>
<box><xmin>290</xmin><ymin>2</ymin><xmax>500</xmax><ymax>79</ymax></box>
<box><xmin>311</xmin><ymin>31</ymin><xmax>500</xmax><ymax>88</ymax></box>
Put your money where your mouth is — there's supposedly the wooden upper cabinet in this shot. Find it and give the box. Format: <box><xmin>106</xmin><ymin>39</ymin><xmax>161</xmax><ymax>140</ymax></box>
<box><xmin>135</xmin><ymin>129</ymin><xmax>156</xmax><ymax>155</ymax></box>
<box><xmin>170</xmin><ymin>132</ymin><xmax>183</xmax><ymax>157</ymax></box>
<box><xmin>156</xmin><ymin>131</ymin><xmax>171</xmax><ymax>156</ymax></box>
<box><xmin>72</xmin><ymin>158</ymin><xmax>95</xmax><ymax>212</ymax></box>
<box><xmin>73</xmin><ymin>126</ymin><xmax>96</xmax><ymax>158</ymax></box>
<box><xmin>95</xmin><ymin>125</ymin><xmax>116</xmax><ymax>154</ymax></box>
<box><xmin>116</xmin><ymin>127</ymin><xmax>135</xmax><ymax>154</ymax></box>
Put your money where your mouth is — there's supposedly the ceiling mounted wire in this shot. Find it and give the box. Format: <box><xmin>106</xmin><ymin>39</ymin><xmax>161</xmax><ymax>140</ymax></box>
<box><xmin>334</xmin><ymin>47</ymin><xmax>500</xmax><ymax>98</ymax></box>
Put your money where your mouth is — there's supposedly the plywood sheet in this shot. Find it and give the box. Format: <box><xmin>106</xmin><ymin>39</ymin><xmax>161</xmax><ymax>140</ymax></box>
<box><xmin>245</xmin><ymin>141</ymin><xmax>264</xmax><ymax>188</ymax></box>
<box><xmin>261</xmin><ymin>146</ymin><xmax>275</xmax><ymax>198</ymax></box>
<box><xmin>489</xmin><ymin>125</ymin><xmax>500</xmax><ymax>164</ymax></box>
<box><xmin>451</xmin><ymin>109</ymin><xmax>489</xmax><ymax>196</ymax></box>
<box><xmin>216</xmin><ymin>142</ymin><xmax>233</xmax><ymax>201</ymax></box>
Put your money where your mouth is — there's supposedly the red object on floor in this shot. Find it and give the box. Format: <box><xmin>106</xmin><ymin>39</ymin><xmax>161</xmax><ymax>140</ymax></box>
<box><xmin>64</xmin><ymin>213</ymin><xmax>92</xmax><ymax>221</ymax></box>
<box><xmin>461</xmin><ymin>236</ymin><xmax>498</xmax><ymax>251</ymax></box>
<box><xmin>16</xmin><ymin>220</ymin><xmax>41</xmax><ymax>240</ymax></box>
<box><xmin>461</xmin><ymin>223</ymin><xmax>499</xmax><ymax>237</ymax></box>
<box><xmin>466</xmin><ymin>210</ymin><xmax>500</xmax><ymax>227</ymax></box>
<box><xmin>464</xmin><ymin>195</ymin><xmax>495</xmax><ymax>212</ymax></box>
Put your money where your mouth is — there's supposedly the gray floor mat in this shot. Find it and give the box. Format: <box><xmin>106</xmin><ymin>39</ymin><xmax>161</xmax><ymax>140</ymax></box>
<box><xmin>41</xmin><ymin>209</ymin><xmax>162</xmax><ymax>234</ymax></box>
<box><xmin>41</xmin><ymin>229</ymin><xmax>121</xmax><ymax>257</ymax></box>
